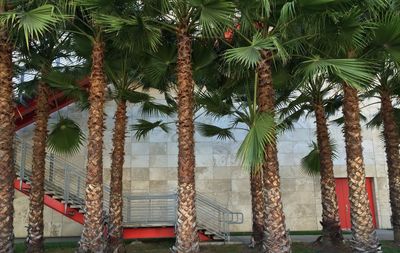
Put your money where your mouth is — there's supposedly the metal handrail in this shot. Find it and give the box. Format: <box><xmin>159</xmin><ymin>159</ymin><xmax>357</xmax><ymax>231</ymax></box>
<box><xmin>14</xmin><ymin>135</ymin><xmax>243</xmax><ymax>241</ymax></box>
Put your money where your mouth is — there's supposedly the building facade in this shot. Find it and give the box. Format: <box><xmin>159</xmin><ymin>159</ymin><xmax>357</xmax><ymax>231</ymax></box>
<box><xmin>14</xmin><ymin>92</ymin><xmax>391</xmax><ymax>237</ymax></box>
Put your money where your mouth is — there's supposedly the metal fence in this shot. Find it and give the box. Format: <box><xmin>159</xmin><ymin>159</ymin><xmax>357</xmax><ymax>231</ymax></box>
<box><xmin>14</xmin><ymin>136</ymin><xmax>243</xmax><ymax>241</ymax></box>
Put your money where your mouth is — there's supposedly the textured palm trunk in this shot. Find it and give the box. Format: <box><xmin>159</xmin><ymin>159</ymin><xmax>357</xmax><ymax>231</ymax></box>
<box><xmin>0</xmin><ymin>12</ymin><xmax>15</xmax><ymax>253</ymax></box>
<box><xmin>257</xmin><ymin>50</ymin><xmax>291</xmax><ymax>253</ymax></box>
<box><xmin>313</xmin><ymin>103</ymin><xmax>343</xmax><ymax>245</ymax></box>
<box><xmin>172</xmin><ymin>23</ymin><xmax>199</xmax><ymax>253</ymax></box>
<box><xmin>26</xmin><ymin>80</ymin><xmax>50</xmax><ymax>253</ymax></box>
<box><xmin>78</xmin><ymin>38</ymin><xmax>106</xmax><ymax>253</ymax></box>
<box><xmin>380</xmin><ymin>90</ymin><xmax>400</xmax><ymax>244</ymax></box>
<box><xmin>250</xmin><ymin>170</ymin><xmax>265</xmax><ymax>246</ymax></box>
<box><xmin>107</xmin><ymin>100</ymin><xmax>127</xmax><ymax>253</ymax></box>
<box><xmin>342</xmin><ymin>84</ymin><xmax>380</xmax><ymax>252</ymax></box>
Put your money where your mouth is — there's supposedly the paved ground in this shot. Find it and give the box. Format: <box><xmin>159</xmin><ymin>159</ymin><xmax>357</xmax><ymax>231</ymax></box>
<box><xmin>231</xmin><ymin>230</ymin><xmax>394</xmax><ymax>244</ymax></box>
<box><xmin>15</xmin><ymin>229</ymin><xmax>394</xmax><ymax>245</ymax></box>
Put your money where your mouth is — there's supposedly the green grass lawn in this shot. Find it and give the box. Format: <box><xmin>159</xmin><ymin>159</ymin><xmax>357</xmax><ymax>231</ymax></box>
<box><xmin>16</xmin><ymin>240</ymin><xmax>399</xmax><ymax>253</ymax></box>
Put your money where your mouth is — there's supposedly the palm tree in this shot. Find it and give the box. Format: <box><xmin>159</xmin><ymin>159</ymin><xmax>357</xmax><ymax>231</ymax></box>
<box><xmin>69</xmin><ymin>2</ymin><xmax>109</xmax><ymax>250</ymax></box>
<box><xmin>0</xmin><ymin>2</ymin><xmax>61</xmax><ymax>252</ymax></box>
<box><xmin>195</xmin><ymin>83</ymin><xmax>273</xmax><ymax>248</ymax></box>
<box><xmin>0</xmin><ymin>5</ymin><xmax>15</xmax><ymax>252</ymax></box>
<box><xmin>104</xmin><ymin>50</ymin><xmax>152</xmax><ymax>252</ymax></box>
<box><xmin>71</xmin><ymin>1</ymin><xmax>163</xmax><ymax>250</ymax></box>
<box><xmin>364</xmin><ymin>63</ymin><xmax>400</xmax><ymax>244</ymax></box>
<box><xmin>280</xmin><ymin>75</ymin><xmax>344</xmax><ymax>245</ymax></box>
<box><xmin>296</xmin><ymin>2</ymin><xmax>386</xmax><ymax>250</ymax></box>
<box><xmin>138</xmin><ymin>2</ymin><xmax>235</xmax><ymax>251</ymax></box>
<box><xmin>364</xmin><ymin>11</ymin><xmax>400</xmax><ymax>243</ymax></box>
<box><xmin>375</xmin><ymin>68</ymin><xmax>400</xmax><ymax>244</ymax></box>
<box><xmin>16</xmin><ymin>31</ymin><xmax>75</xmax><ymax>252</ymax></box>
<box><xmin>223</xmin><ymin>0</ymin><xmax>342</xmax><ymax>250</ymax></box>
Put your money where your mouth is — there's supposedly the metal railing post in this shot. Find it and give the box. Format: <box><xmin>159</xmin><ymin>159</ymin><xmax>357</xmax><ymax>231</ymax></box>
<box><xmin>77</xmin><ymin>176</ymin><xmax>81</xmax><ymax>198</ymax></box>
<box><xmin>19</xmin><ymin>142</ymin><xmax>27</xmax><ymax>190</ymax></box>
<box><xmin>126</xmin><ymin>198</ymin><xmax>131</xmax><ymax>223</ymax></box>
<box><xmin>48</xmin><ymin>153</ymin><xmax>55</xmax><ymax>183</ymax></box>
<box><xmin>64</xmin><ymin>165</ymin><xmax>70</xmax><ymax>213</ymax></box>
<box><xmin>174</xmin><ymin>193</ymin><xmax>178</xmax><ymax>226</ymax></box>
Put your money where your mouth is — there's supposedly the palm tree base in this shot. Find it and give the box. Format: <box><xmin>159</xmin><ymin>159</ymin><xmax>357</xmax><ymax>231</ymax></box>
<box><xmin>350</xmin><ymin>231</ymin><xmax>382</xmax><ymax>253</ymax></box>
<box><xmin>26</xmin><ymin>226</ymin><xmax>44</xmax><ymax>253</ymax></box>
<box><xmin>106</xmin><ymin>236</ymin><xmax>125</xmax><ymax>253</ymax></box>
<box><xmin>319</xmin><ymin>220</ymin><xmax>343</xmax><ymax>246</ymax></box>
<box><xmin>394</xmin><ymin>227</ymin><xmax>400</xmax><ymax>244</ymax></box>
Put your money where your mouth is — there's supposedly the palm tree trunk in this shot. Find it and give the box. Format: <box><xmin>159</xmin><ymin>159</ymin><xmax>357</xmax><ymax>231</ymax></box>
<box><xmin>78</xmin><ymin>38</ymin><xmax>106</xmax><ymax>253</ymax></box>
<box><xmin>26</xmin><ymin>81</ymin><xmax>50</xmax><ymax>253</ymax></box>
<box><xmin>313</xmin><ymin>103</ymin><xmax>343</xmax><ymax>245</ymax></box>
<box><xmin>342</xmin><ymin>84</ymin><xmax>380</xmax><ymax>252</ymax></box>
<box><xmin>107</xmin><ymin>100</ymin><xmax>127</xmax><ymax>253</ymax></box>
<box><xmin>0</xmin><ymin>12</ymin><xmax>15</xmax><ymax>253</ymax></box>
<box><xmin>172</xmin><ymin>23</ymin><xmax>199</xmax><ymax>253</ymax></box>
<box><xmin>380</xmin><ymin>90</ymin><xmax>400</xmax><ymax>244</ymax></box>
<box><xmin>250</xmin><ymin>170</ymin><xmax>264</xmax><ymax>246</ymax></box>
<box><xmin>257</xmin><ymin>50</ymin><xmax>291</xmax><ymax>253</ymax></box>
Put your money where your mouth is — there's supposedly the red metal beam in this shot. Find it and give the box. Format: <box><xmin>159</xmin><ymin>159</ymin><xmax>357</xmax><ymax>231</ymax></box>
<box><xmin>14</xmin><ymin>179</ymin><xmax>85</xmax><ymax>224</ymax></box>
<box><xmin>15</xmin><ymin>78</ymin><xmax>90</xmax><ymax>131</ymax></box>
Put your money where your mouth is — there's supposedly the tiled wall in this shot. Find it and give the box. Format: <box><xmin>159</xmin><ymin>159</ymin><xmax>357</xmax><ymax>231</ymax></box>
<box><xmin>13</xmin><ymin>92</ymin><xmax>391</xmax><ymax>237</ymax></box>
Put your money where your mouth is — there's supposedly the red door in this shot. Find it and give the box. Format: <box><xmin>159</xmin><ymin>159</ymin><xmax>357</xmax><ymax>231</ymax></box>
<box><xmin>335</xmin><ymin>178</ymin><xmax>377</xmax><ymax>230</ymax></box>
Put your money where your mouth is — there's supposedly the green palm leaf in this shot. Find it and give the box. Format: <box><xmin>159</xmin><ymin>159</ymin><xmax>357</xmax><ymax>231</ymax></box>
<box><xmin>47</xmin><ymin>117</ymin><xmax>85</xmax><ymax>156</ymax></box>
<box><xmin>197</xmin><ymin>123</ymin><xmax>235</xmax><ymax>141</ymax></box>
<box><xmin>301</xmin><ymin>141</ymin><xmax>338</xmax><ymax>177</ymax></box>
<box><xmin>1</xmin><ymin>4</ymin><xmax>62</xmax><ymax>48</ymax></box>
<box><xmin>298</xmin><ymin>57</ymin><xmax>375</xmax><ymax>89</ymax></box>
<box><xmin>131</xmin><ymin>119</ymin><xmax>170</xmax><ymax>140</ymax></box>
<box><xmin>190</xmin><ymin>0</ymin><xmax>235</xmax><ymax>37</ymax></box>
<box><xmin>140</xmin><ymin>100</ymin><xmax>176</xmax><ymax>117</ymax></box>
<box><xmin>237</xmin><ymin>112</ymin><xmax>276</xmax><ymax>171</ymax></box>
<box><xmin>225</xmin><ymin>34</ymin><xmax>289</xmax><ymax>68</ymax></box>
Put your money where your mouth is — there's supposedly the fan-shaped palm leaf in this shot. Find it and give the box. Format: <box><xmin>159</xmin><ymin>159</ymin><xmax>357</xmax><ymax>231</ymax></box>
<box><xmin>225</xmin><ymin>34</ymin><xmax>289</xmax><ymax>68</ymax></box>
<box><xmin>301</xmin><ymin>141</ymin><xmax>338</xmax><ymax>177</ymax></box>
<box><xmin>0</xmin><ymin>4</ymin><xmax>63</xmax><ymax>47</ymax></box>
<box><xmin>47</xmin><ymin>117</ymin><xmax>85</xmax><ymax>156</ymax></box>
<box><xmin>237</xmin><ymin>112</ymin><xmax>276</xmax><ymax>171</ymax></box>
<box><xmin>298</xmin><ymin>57</ymin><xmax>375</xmax><ymax>89</ymax></box>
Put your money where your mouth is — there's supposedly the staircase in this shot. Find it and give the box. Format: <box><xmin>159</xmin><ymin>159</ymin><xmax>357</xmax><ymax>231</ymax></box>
<box><xmin>14</xmin><ymin>136</ymin><xmax>243</xmax><ymax>241</ymax></box>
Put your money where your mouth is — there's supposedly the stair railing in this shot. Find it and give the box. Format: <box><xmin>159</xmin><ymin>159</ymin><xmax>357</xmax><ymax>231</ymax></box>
<box><xmin>14</xmin><ymin>136</ymin><xmax>243</xmax><ymax>241</ymax></box>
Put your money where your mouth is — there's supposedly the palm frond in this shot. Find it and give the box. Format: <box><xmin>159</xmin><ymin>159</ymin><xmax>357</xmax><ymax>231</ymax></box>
<box><xmin>131</xmin><ymin>119</ymin><xmax>170</xmax><ymax>140</ymax></box>
<box><xmin>47</xmin><ymin>117</ymin><xmax>85</xmax><ymax>156</ymax></box>
<box><xmin>1</xmin><ymin>4</ymin><xmax>62</xmax><ymax>48</ymax></box>
<box><xmin>96</xmin><ymin>14</ymin><xmax>162</xmax><ymax>52</ymax></box>
<box><xmin>300</xmin><ymin>140</ymin><xmax>338</xmax><ymax>177</ymax></box>
<box><xmin>190</xmin><ymin>0</ymin><xmax>235</xmax><ymax>37</ymax></box>
<box><xmin>120</xmin><ymin>90</ymin><xmax>151</xmax><ymax>104</ymax></box>
<box><xmin>237</xmin><ymin>112</ymin><xmax>276</xmax><ymax>172</ymax></box>
<box><xmin>371</xmin><ymin>12</ymin><xmax>400</xmax><ymax>63</ymax></box>
<box><xmin>298</xmin><ymin>57</ymin><xmax>375</xmax><ymax>89</ymax></box>
<box><xmin>195</xmin><ymin>90</ymin><xmax>233</xmax><ymax>118</ymax></box>
<box><xmin>196</xmin><ymin>123</ymin><xmax>235</xmax><ymax>141</ymax></box>
<box><xmin>44</xmin><ymin>70</ymin><xmax>89</xmax><ymax>109</ymax></box>
<box><xmin>225</xmin><ymin>34</ymin><xmax>289</xmax><ymax>68</ymax></box>
<box><xmin>140</xmin><ymin>100</ymin><xmax>176</xmax><ymax>117</ymax></box>
<box><xmin>300</xmin><ymin>142</ymin><xmax>321</xmax><ymax>177</ymax></box>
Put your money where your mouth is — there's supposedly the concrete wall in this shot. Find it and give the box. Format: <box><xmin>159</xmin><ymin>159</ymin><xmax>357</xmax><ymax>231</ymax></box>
<box><xmin>14</xmin><ymin>92</ymin><xmax>392</xmax><ymax>237</ymax></box>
